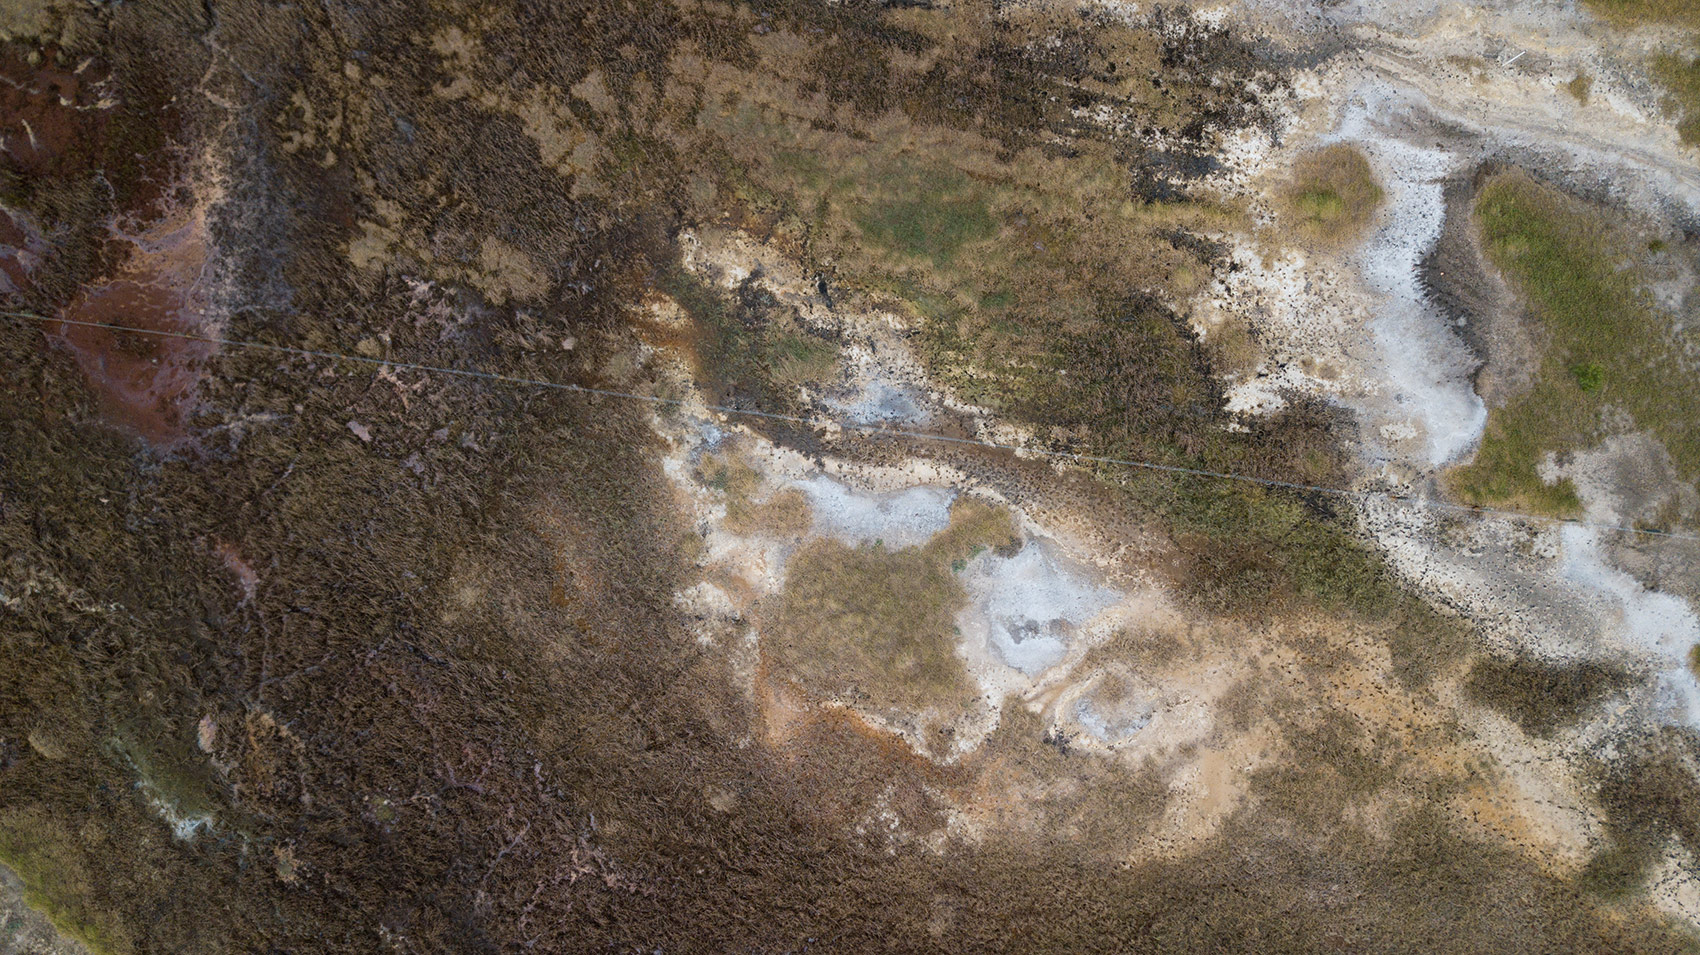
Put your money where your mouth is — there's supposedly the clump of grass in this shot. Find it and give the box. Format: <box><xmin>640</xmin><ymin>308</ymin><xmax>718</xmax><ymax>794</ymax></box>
<box><xmin>1567</xmin><ymin>73</ymin><xmax>1593</xmax><ymax>104</ymax></box>
<box><xmin>1464</xmin><ymin>655</ymin><xmax>1634</xmax><ymax>737</ymax></box>
<box><xmin>1652</xmin><ymin>52</ymin><xmax>1700</xmax><ymax>145</ymax></box>
<box><xmin>762</xmin><ymin>498</ymin><xmax>1015</xmax><ymax>714</ymax></box>
<box><xmin>660</xmin><ymin>269</ymin><xmax>841</xmax><ymax>412</ymax></box>
<box><xmin>1688</xmin><ymin>643</ymin><xmax>1700</xmax><ymax>678</ymax></box>
<box><xmin>1571</xmin><ymin>362</ymin><xmax>1606</xmax><ymax>393</ymax></box>
<box><xmin>767</xmin><ymin>332</ymin><xmax>838</xmax><ymax>389</ymax></box>
<box><xmin>1451</xmin><ymin>406</ymin><xmax>1585</xmax><ymax>515</ymax></box>
<box><xmin>927</xmin><ymin>497</ymin><xmax>1019</xmax><ymax>562</ymax></box>
<box><xmin>1278</xmin><ymin>144</ymin><xmax>1384</xmax><ymax>246</ymax></box>
<box><xmin>1449</xmin><ymin>170</ymin><xmax>1700</xmax><ymax>518</ymax></box>
<box><xmin>699</xmin><ymin>453</ymin><xmax>815</xmax><ymax>539</ymax></box>
<box><xmin>749</xmin><ymin>488</ymin><xmax>813</xmax><ymax>539</ymax></box>
<box><xmin>108</xmin><ymin>727</ymin><xmax>223</xmax><ymax>832</ymax></box>
<box><xmin>1586</xmin><ymin>729</ymin><xmax>1700</xmax><ymax>905</ymax></box>
<box><xmin>1207</xmin><ymin>318</ymin><xmax>1262</xmax><ymax>377</ymax></box>
<box><xmin>699</xmin><ymin>451</ymin><xmax>758</xmax><ymax>496</ymax></box>
<box><xmin>1578</xmin><ymin>840</ymin><xmax>1656</xmax><ymax>900</ymax></box>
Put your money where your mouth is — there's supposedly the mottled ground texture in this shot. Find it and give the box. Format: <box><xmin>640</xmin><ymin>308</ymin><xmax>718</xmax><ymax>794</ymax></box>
<box><xmin>2</xmin><ymin>0</ymin><xmax>1700</xmax><ymax>952</ymax></box>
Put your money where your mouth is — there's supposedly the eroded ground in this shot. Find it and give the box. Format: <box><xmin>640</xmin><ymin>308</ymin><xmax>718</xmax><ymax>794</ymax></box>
<box><xmin>2</xmin><ymin>0</ymin><xmax>1700</xmax><ymax>952</ymax></box>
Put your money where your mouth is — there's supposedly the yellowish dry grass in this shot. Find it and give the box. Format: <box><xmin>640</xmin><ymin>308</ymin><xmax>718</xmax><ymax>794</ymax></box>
<box><xmin>1652</xmin><ymin>52</ymin><xmax>1700</xmax><ymax>144</ymax></box>
<box><xmin>699</xmin><ymin>453</ymin><xmax>815</xmax><ymax>539</ymax></box>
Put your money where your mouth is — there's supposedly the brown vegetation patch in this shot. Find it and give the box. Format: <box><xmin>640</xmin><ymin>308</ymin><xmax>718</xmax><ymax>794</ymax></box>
<box><xmin>1465</xmin><ymin>654</ymin><xmax>1636</xmax><ymax>738</ymax></box>
<box><xmin>0</xmin><ymin>45</ymin><xmax>112</xmax><ymax>184</ymax></box>
<box><xmin>0</xmin><ymin>207</ymin><xmax>43</xmax><ymax>295</ymax></box>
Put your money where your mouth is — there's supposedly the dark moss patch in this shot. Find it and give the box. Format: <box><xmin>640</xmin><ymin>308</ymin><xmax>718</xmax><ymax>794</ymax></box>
<box><xmin>660</xmin><ymin>267</ymin><xmax>840</xmax><ymax>415</ymax></box>
<box><xmin>1587</xmin><ymin>729</ymin><xmax>1700</xmax><ymax>906</ymax></box>
<box><xmin>1578</xmin><ymin>839</ymin><xmax>1658</xmax><ymax>900</ymax></box>
<box><xmin>0</xmin><ymin>811</ymin><xmax>133</xmax><ymax>954</ymax></box>
<box><xmin>1465</xmin><ymin>655</ymin><xmax>1636</xmax><ymax>737</ymax></box>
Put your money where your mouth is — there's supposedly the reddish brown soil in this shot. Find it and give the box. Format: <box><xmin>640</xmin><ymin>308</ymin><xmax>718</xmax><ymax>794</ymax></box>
<box><xmin>52</xmin><ymin>280</ymin><xmax>210</xmax><ymax>442</ymax></box>
<box><xmin>0</xmin><ymin>46</ymin><xmax>112</xmax><ymax>181</ymax></box>
<box><xmin>50</xmin><ymin>201</ymin><xmax>214</xmax><ymax>445</ymax></box>
<box><xmin>215</xmin><ymin>540</ymin><xmax>260</xmax><ymax>602</ymax></box>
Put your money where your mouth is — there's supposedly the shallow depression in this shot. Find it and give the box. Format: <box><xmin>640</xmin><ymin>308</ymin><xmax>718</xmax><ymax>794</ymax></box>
<box><xmin>957</xmin><ymin>540</ymin><xmax>1118</xmax><ymax>677</ymax></box>
<box><xmin>796</xmin><ymin>475</ymin><xmax>955</xmax><ymax>550</ymax></box>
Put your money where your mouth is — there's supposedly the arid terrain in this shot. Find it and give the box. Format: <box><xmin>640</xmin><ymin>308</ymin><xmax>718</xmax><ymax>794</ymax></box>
<box><xmin>2</xmin><ymin>0</ymin><xmax>1700</xmax><ymax>952</ymax></box>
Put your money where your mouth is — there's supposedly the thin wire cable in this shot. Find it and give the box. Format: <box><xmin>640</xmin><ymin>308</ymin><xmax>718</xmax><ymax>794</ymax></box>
<box><xmin>9</xmin><ymin>308</ymin><xmax>1700</xmax><ymax>544</ymax></box>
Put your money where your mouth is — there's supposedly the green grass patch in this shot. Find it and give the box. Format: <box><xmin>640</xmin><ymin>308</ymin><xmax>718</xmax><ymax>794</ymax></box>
<box><xmin>659</xmin><ymin>268</ymin><xmax>841</xmax><ymax>410</ymax></box>
<box><xmin>1278</xmin><ymin>144</ymin><xmax>1384</xmax><ymax>245</ymax></box>
<box><xmin>1652</xmin><ymin>52</ymin><xmax>1700</xmax><ymax>145</ymax></box>
<box><xmin>1449</xmin><ymin>171</ymin><xmax>1700</xmax><ymax>518</ymax></box>
<box><xmin>108</xmin><ymin>726</ymin><xmax>223</xmax><ymax>827</ymax></box>
<box><xmin>853</xmin><ymin>164</ymin><xmax>997</xmax><ymax>267</ymax></box>
<box><xmin>0</xmin><ymin>811</ymin><xmax>132</xmax><ymax>954</ymax></box>
<box><xmin>767</xmin><ymin>332</ymin><xmax>838</xmax><ymax>388</ymax></box>
<box><xmin>1567</xmin><ymin>73</ymin><xmax>1594</xmax><ymax>104</ymax></box>
<box><xmin>1570</xmin><ymin>362</ymin><xmax>1606</xmax><ymax>393</ymax></box>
